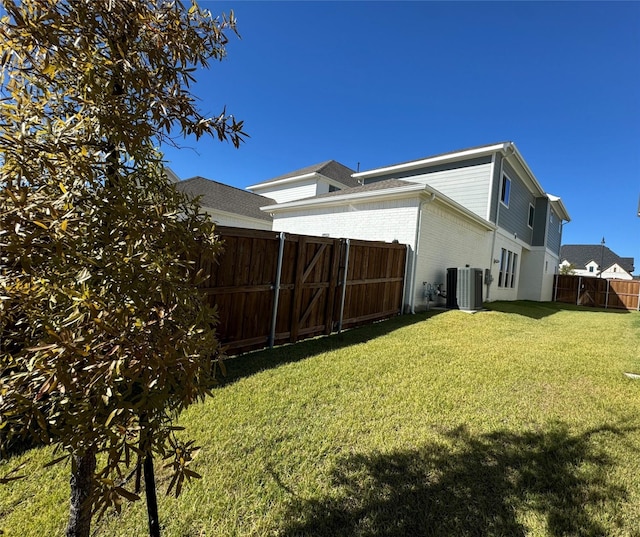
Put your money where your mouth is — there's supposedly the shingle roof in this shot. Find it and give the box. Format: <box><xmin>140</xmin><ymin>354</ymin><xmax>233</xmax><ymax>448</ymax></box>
<box><xmin>560</xmin><ymin>244</ymin><xmax>634</xmax><ymax>273</ymax></box>
<box><xmin>176</xmin><ymin>177</ymin><xmax>275</xmax><ymax>222</ymax></box>
<box><xmin>255</xmin><ymin>160</ymin><xmax>359</xmax><ymax>188</ymax></box>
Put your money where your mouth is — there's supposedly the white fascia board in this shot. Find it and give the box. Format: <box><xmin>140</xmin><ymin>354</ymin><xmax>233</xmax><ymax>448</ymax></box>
<box><xmin>352</xmin><ymin>142</ymin><xmax>511</xmax><ymax>179</ymax></box>
<box><xmin>247</xmin><ymin>173</ymin><xmax>350</xmax><ymax>192</ymax></box>
<box><xmin>261</xmin><ymin>182</ymin><xmax>495</xmax><ymax>231</ymax></box>
<box><xmin>505</xmin><ymin>143</ymin><xmax>546</xmax><ymax>197</ymax></box>
<box><xmin>247</xmin><ymin>172</ymin><xmax>317</xmax><ymax>191</ymax></box>
<box><xmin>260</xmin><ymin>183</ymin><xmax>425</xmax><ymax>212</ymax></box>
<box><xmin>203</xmin><ymin>207</ymin><xmax>272</xmax><ymax>226</ymax></box>
<box><xmin>547</xmin><ymin>194</ymin><xmax>571</xmax><ymax>222</ymax></box>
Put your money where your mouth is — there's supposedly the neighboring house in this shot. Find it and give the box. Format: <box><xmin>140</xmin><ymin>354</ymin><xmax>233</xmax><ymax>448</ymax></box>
<box><xmin>176</xmin><ymin>176</ymin><xmax>275</xmax><ymax>230</ymax></box>
<box><xmin>247</xmin><ymin>160</ymin><xmax>359</xmax><ymax>203</ymax></box>
<box><xmin>560</xmin><ymin>244</ymin><xmax>635</xmax><ymax>280</ymax></box>
<box><xmin>258</xmin><ymin>142</ymin><xmax>570</xmax><ymax>311</ymax></box>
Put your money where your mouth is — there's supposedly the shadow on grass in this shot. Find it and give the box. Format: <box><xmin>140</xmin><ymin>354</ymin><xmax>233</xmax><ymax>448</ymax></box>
<box><xmin>485</xmin><ymin>300</ymin><xmax>631</xmax><ymax>320</ymax></box>
<box><xmin>221</xmin><ymin>310</ymin><xmax>444</xmax><ymax>386</ymax></box>
<box><xmin>278</xmin><ymin>422</ymin><xmax>634</xmax><ymax>537</ymax></box>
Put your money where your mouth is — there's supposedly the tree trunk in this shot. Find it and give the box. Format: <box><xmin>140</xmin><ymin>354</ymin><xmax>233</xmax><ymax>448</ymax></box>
<box><xmin>144</xmin><ymin>453</ymin><xmax>161</xmax><ymax>537</ymax></box>
<box><xmin>66</xmin><ymin>445</ymin><xmax>97</xmax><ymax>537</ymax></box>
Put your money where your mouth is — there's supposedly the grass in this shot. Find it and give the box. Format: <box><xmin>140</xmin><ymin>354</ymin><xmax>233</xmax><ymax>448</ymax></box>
<box><xmin>2</xmin><ymin>301</ymin><xmax>640</xmax><ymax>536</ymax></box>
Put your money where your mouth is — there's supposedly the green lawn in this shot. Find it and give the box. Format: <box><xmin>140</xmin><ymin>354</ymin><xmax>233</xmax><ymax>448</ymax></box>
<box><xmin>2</xmin><ymin>301</ymin><xmax>640</xmax><ymax>536</ymax></box>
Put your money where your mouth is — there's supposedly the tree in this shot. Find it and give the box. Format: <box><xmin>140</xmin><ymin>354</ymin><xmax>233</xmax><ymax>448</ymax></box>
<box><xmin>559</xmin><ymin>263</ymin><xmax>576</xmax><ymax>276</ymax></box>
<box><xmin>0</xmin><ymin>1</ymin><xmax>246</xmax><ymax>536</ymax></box>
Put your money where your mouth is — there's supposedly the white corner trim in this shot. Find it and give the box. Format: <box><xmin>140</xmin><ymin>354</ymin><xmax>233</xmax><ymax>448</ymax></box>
<box><xmin>352</xmin><ymin>142</ymin><xmax>511</xmax><ymax>179</ymax></box>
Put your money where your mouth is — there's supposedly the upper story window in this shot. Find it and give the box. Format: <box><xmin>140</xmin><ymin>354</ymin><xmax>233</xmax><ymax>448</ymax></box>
<box><xmin>528</xmin><ymin>204</ymin><xmax>535</xmax><ymax>229</ymax></box>
<box><xmin>500</xmin><ymin>175</ymin><xmax>511</xmax><ymax>207</ymax></box>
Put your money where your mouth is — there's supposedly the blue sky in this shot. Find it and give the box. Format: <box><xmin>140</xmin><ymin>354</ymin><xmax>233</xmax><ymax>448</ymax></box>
<box><xmin>162</xmin><ymin>1</ymin><xmax>640</xmax><ymax>268</ymax></box>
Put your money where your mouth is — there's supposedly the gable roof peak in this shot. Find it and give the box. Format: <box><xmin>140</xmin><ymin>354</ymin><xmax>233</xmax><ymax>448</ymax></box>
<box><xmin>247</xmin><ymin>160</ymin><xmax>359</xmax><ymax>190</ymax></box>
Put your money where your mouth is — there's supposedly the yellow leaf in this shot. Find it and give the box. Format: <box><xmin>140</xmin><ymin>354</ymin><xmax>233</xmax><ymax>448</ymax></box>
<box><xmin>59</xmin><ymin>182</ymin><xmax>67</xmax><ymax>194</ymax></box>
<box><xmin>33</xmin><ymin>220</ymin><xmax>48</xmax><ymax>230</ymax></box>
<box><xmin>60</xmin><ymin>219</ymin><xmax>68</xmax><ymax>231</ymax></box>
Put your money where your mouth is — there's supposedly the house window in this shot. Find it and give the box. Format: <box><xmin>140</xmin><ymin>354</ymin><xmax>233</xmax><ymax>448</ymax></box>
<box><xmin>500</xmin><ymin>175</ymin><xmax>511</xmax><ymax>207</ymax></box>
<box><xmin>528</xmin><ymin>204</ymin><xmax>535</xmax><ymax>229</ymax></box>
<box><xmin>498</xmin><ymin>248</ymin><xmax>518</xmax><ymax>288</ymax></box>
<box><xmin>589</xmin><ymin>266</ymin><xmax>594</xmax><ymax>273</ymax></box>
<box><xmin>498</xmin><ymin>248</ymin><xmax>507</xmax><ymax>287</ymax></box>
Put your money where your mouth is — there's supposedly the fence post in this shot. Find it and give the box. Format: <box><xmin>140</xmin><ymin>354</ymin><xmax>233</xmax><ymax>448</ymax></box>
<box><xmin>637</xmin><ymin>285</ymin><xmax>640</xmax><ymax>311</ymax></box>
<box><xmin>268</xmin><ymin>232</ymin><xmax>286</xmax><ymax>348</ymax></box>
<box><xmin>553</xmin><ymin>274</ymin><xmax>558</xmax><ymax>303</ymax></box>
<box><xmin>605</xmin><ymin>279</ymin><xmax>610</xmax><ymax>309</ymax></box>
<box><xmin>337</xmin><ymin>238</ymin><xmax>351</xmax><ymax>334</ymax></box>
<box><xmin>576</xmin><ymin>277</ymin><xmax>581</xmax><ymax>306</ymax></box>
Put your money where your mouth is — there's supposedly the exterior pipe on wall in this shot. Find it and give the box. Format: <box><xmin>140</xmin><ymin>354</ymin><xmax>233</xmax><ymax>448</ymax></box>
<box><xmin>410</xmin><ymin>194</ymin><xmax>435</xmax><ymax>314</ymax></box>
<box><xmin>401</xmin><ymin>245</ymin><xmax>411</xmax><ymax>313</ymax></box>
<box><xmin>269</xmin><ymin>231</ymin><xmax>286</xmax><ymax>348</ymax></box>
<box><xmin>337</xmin><ymin>238</ymin><xmax>351</xmax><ymax>333</ymax></box>
<box><xmin>487</xmin><ymin>152</ymin><xmax>506</xmax><ymax>301</ymax></box>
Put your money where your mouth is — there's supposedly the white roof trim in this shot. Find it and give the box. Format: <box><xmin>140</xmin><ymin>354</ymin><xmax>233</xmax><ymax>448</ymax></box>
<box><xmin>203</xmin><ymin>207</ymin><xmax>272</xmax><ymax>225</ymax></box>
<box><xmin>261</xmin><ymin>183</ymin><xmax>495</xmax><ymax>231</ymax></box>
<box><xmin>261</xmin><ymin>183</ymin><xmax>425</xmax><ymax>211</ymax></box>
<box><xmin>247</xmin><ymin>172</ymin><xmax>317</xmax><ymax>190</ymax></box>
<box><xmin>247</xmin><ymin>172</ymin><xmax>352</xmax><ymax>192</ymax></box>
<box><xmin>352</xmin><ymin>142</ymin><xmax>511</xmax><ymax>179</ymax></box>
<box><xmin>547</xmin><ymin>193</ymin><xmax>571</xmax><ymax>222</ymax></box>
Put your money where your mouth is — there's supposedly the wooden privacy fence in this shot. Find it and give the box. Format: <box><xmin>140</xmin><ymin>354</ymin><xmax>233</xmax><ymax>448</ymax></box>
<box><xmin>554</xmin><ymin>274</ymin><xmax>640</xmax><ymax>311</ymax></box>
<box><xmin>196</xmin><ymin>226</ymin><xmax>408</xmax><ymax>355</ymax></box>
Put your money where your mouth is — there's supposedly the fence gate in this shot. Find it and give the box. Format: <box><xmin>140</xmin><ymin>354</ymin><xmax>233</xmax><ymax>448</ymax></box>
<box><xmin>554</xmin><ymin>274</ymin><xmax>640</xmax><ymax>310</ymax></box>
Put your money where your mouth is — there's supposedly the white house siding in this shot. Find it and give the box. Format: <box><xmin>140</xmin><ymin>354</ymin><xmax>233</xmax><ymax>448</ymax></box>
<box><xmin>396</xmin><ymin>162</ymin><xmax>492</xmax><ymax>220</ymax></box>
<box><xmin>564</xmin><ymin>264</ymin><xmax>633</xmax><ymax>280</ymax></box>
<box><xmin>271</xmin><ymin>198</ymin><xmax>420</xmax><ymax>311</ymax></box>
<box><xmin>413</xmin><ymin>201</ymin><xmax>493</xmax><ymax>311</ymax></box>
<box><xmin>489</xmin><ymin>231</ymin><xmax>523</xmax><ymax>302</ymax></box>
<box><xmin>518</xmin><ymin>248</ymin><xmax>558</xmax><ymax>301</ymax></box>
<box><xmin>252</xmin><ymin>179</ymin><xmax>319</xmax><ymax>204</ymax></box>
<box><xmin>203</xmin><ymin>208</ymin><xmax>273</xmax><ymax>231</ymax></box>
<box><xmin>271</xmin><ymin>198</ymin><xmax>420</xmax><ymax>246</ymax></box>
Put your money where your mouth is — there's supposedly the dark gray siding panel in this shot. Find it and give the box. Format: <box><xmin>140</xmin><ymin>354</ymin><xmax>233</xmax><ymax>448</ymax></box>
<box><xmin>532</xmin><ymin>197</ymin><xmax>548</xmax><ymax>247</ymax></box>
<box><xmin>546</xmin><ymin>206</ymin><xmax>562</xmax><ymax>254</ymax></box>
<box><xmin>497</xmin><ymin>161</ymin><xmax>537</xmax><ymax>245</ymax></box>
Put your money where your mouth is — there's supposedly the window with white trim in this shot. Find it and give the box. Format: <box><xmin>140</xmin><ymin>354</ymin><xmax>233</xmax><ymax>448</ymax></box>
<box><xmin>498</xmin><ymin>248</ymin><xmax>518</xmax><ymax>288</ymax></box>
<box><xmin>528</xmin><ymin>204</ymin><xmax>535</xmax><ymax>229</ymax></box>
<box><xmin>500</xmin><ymin>175</ymin><xmax>511</xmax><ymax>207</ymax></box>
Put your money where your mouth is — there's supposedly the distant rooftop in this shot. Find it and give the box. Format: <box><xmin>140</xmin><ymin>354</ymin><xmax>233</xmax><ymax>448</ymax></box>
<box><xmin>560</xmin><ymin>244</ymin><xmax>634</xmax><ymax>273</ymax></box>
<box><xmin>177</xmin><ymin>177</ymin><xmax>275</xmax><ymax>222</ymax></box>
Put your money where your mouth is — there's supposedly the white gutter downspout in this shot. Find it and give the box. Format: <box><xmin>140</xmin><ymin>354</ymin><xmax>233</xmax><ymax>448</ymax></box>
<box><xmin>487</xmin><ymin>145</ymin><xmax>513</xmax><ymax>301</ymax></box>
<box><xmin>409</xmin><ymin>193</ymin><xmax>436</xmax><ymax>313</ymax></box>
